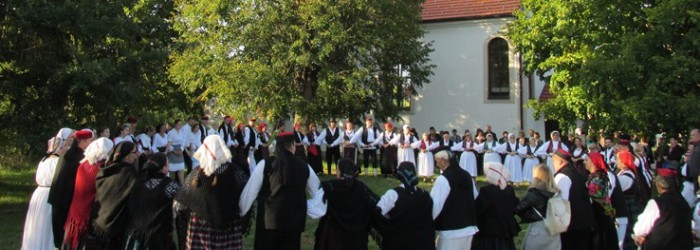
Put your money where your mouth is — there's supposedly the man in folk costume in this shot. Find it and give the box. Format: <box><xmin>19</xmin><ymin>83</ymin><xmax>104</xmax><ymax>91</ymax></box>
<box><xmin>553</xmin><ymin>149</ymin><xmax>596</xmax><ymax>250</ymax></box>
<box><xmin>376</xmin><ymin>122</ymin><xmax>399</xmax><ymax>177</ymax></box>
<box><xmin>351</xmin><ymin>117</ymin><xmax>380</xmax><ymax>176</ymax></box>
<box><xmin>632</xmin><ymin>169</ymin><xmax>692</xmax><ymax>250</ymax></box>
<box><xmin>198</xmin><ymin>115</ymin><xmax>216</xmax><ymax>143</ymax></box>
<box><xmin>218</xmin><ymin>116</ymin><xmax>239</xmax><ymax>153</ymax></box>
<box><xmin>239</xmin><ymin>132</ymin><xmax>321</xmax><ymax>250</ymax></box>
<box><xmin>47</xmin><ymin>129</ymin><xmax>94</xmax><ymax>248</ymax></box>
<box><xmin>602</xmin><ymin>137</ymin><xmax>617</xmax><ymax>171</ymax></box>
<box><xmin>254</xmin><ymin>122</ymin><xmax>272</xmax><ymax>163</ymax></box>
<box><xmin>242</xmin><ymin>118</ymin><xmax>261</xmax><ymax>173</ymax></box>
<box><xmin>457</xmin><ymin>132</ymin><xmax>481</xmax><ymax>179</ymax></box>
<box><xmin>498</xmin><ymin>133</ymin><xmax>523</xmax><ymax>184</ymax></box>
<box><xmin>431</xmin><ymin>151</ymin><xmax>479</xmax><ymax>250</ymax></box>
<box><xmin>535</xmin><ymin>130</ymin><xmax>569</xmax><ymax>173</ymax></box>
<box><xmin>316</xmin><ymin>118</ymin><xmax>343</xmax><ymax>175</ymax></box>
<box><xmin>292</xmin><ymin>123</ymin><xmax>308</xmax><ymax>159</ymax></box>
<box><xmin>341</xmin><ymin>120</ymin><xmax>358</xmax><ymax>165</ymax></box>
<box><xmin>181</xmin><ymin>117</ymin><xmax>197</xmax><ymax>172</ymax></box>
<box><xmin>390</xmin><ymin>124</ymin><xmax>420</xmax><ymax>167</ymax></box>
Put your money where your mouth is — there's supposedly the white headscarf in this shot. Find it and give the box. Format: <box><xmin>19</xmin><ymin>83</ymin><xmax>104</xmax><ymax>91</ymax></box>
<box><xmin>484</xmin><ymin>162</ymin><xmax>510</xmax><ymax>190</ymax></box>
<box><xmin>48</xmin><ymin>128</ymin><xmax>73</xmax><ymax>153</ymax></box>
<box><xmin>81</xmin><ymin>138</ymin><xmax>114</xmax><ymax>165</ymax></box>
<box><xmin>194</xmin><ymin>135</ymin><xmax>232</xmax><ymax>176</ymax></box>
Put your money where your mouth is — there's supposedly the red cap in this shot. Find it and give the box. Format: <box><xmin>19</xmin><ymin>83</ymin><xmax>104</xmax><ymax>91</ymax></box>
<box><xmin>657</xmin><ymin>168</ymin><xmax>678</xmax><ymax>177</ymax></box>
<box><xmin>201</xmin><ymin>115</ymin><xmax>209</xmax><ymax>120</ymax></box>
<box><xmin>258</xmin><ymin>123</ymin><xmax>267</xmax><ymax>132</ymax></box>
<box><xmin>126</xmin><ymin>115</ymin><xmax>138</xmax><ymax>123</ymax></box>
<box><xmin>249</xmin><ymin>118</ymin><xmax>256</xmax><ymax>122</ymax></box>
<box><xmin>74</xmin><ymin>129</ymin><xmax>94</xmax><ymax>140</ymax></box>
<box><xmin>554</xmin><ymin>149</ymin><xmax>571</xmax><ymax>160</ymax></box>
<box><xmin>384</xmin><ymin>122</ymin><xmax>394</xmax><ymax>129</ymax></box>
<box><xmin>617</xmin><ymin>151</ymin><xmax>637</xmax><ymax>172</ymax></box>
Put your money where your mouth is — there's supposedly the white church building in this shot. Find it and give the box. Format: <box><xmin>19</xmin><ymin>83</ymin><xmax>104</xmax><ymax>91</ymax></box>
<box><xmin>399</xmin><ymin>0</ymin><xmax>554</xmax><ymax>136</ymax></box>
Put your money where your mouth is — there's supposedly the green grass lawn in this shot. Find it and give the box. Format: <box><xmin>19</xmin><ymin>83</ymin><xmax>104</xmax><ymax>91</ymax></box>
<box><xmin>2</xmin><ymin>162</ymin><xmax>530</xmax><ymax>250</ymax></box>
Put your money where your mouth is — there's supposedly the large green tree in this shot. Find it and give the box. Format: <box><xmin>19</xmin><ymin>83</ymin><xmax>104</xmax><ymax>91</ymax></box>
<box><xmin>0</xmin><ymin>0</ymin><xmax>190</xmax><ymax>160</ymax></box>
<box><xmin>170</xmin><ymin>0</ymin><xmax>434</xmax><ymax>123</ymax></box>
<box><xmin>506</xmin><ymin>0</ymin><xmax>700</xmax><ymax>135</ymax></box>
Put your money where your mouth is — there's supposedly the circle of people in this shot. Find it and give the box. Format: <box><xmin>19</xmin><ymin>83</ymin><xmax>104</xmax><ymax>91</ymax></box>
<box><xmin>20</xmin><ymin>114</ymin><xmax>700</xmax><ymax>250</ymax></box>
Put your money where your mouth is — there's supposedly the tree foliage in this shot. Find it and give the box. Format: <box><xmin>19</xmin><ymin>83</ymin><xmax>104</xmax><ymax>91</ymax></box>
<box><xmin>169</xmin><ymin>0</ymin><xmax>434</xmax><ymax>122</ymax></box>
<box><xmin>0</xmin><ymin>0</ymin><xmax>191</xmax><ymax>160</ymax></box>
<box><xmin>506</xmin><ymin>0</ymin><xmax>700</xmax><ymax>135</ymax></box>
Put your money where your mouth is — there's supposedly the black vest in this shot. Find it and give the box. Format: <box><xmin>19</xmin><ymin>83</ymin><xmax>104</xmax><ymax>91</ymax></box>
<box><xmin>644</xmin><ymin>192</ymin><xmax>692</xmax><ymax>250</ymax></box>
<box><xmin>361</xmin><ymin>127</ymin><xmax>379</xmax><ymax>145</ymax></box>
<box><xmin>505</xmin><ymin>142</ymin><xmax>519</xmax><ymax>152</ymax></box>
<box><xmin>380</xmin><ymin>187</ymin><xmax>435</xmax><ymax>250</ymax></box>
<box><xmin>399</xmin><ymin>134</ymin><xmax>415</xmax><ymax>145</ymax></box>
<box><xmin>258</xmin><ymin>156</ymin><xmax>310</xmax><ymax>231</ymax></box>
<box><xmin>434</xmin><ymin>165</ymin><xmax>477</xmax><ymax>230</ymax></box>
<box><xmin>556</xmin><ymin>165</ymin><xmax>596</xmax><ymax>231</ymax></box>
<box><xmin>325</xmin><ymin>127</ymin><xmax>340</xmax><ymax>146</ymax></box>
<box><xmin>382</xmin><ymin>132</ymin><xmax>395</xmax><ymax>144</ymax></box>
<box><xmin>609</xmin><ymin>174</ymin><xmax>629</xmax><ymax>218</ymax></box>
<box><xmin>199</xmin><ymin>124</ymin><xmax>208</xmax><ymax>143</ymax></box>
<box><xmin>245</xmin><ymin>126</ymin><xmax>256</xmax><ymax>149</ymax></box>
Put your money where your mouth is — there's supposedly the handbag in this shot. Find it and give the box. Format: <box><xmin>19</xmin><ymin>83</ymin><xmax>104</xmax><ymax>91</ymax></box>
<box><xmin>533</xmin><ymin>192</ymin><xmax>571</xmax><ymax>235</ymax></box>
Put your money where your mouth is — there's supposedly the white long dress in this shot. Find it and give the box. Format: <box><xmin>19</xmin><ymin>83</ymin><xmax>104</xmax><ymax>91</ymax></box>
<box><xmin>417</xmin><ymin>140</ymin><xmax>439</xmax><ymax>177</ymax></box>
<box><xmin>482</xmin><ymin>140</ymin><xmax>501</xmax><ymax>163</ymax></box>
<box><xmin>535</xmin><ymin>140</ymin><xmax>569</xmax><ymax>173</ymax></box>
<box><xmin>458</xmin><ymin>140</ymin><xmax>481</xmax><ymax>178</ymax></box>
<box><xmin>499</xmin><ymin>141</ymin><xmax>523</xmax><ymax>182</ymax></box>
<box><xmin>390</xmin><ymin>134</ymin><xmax>420</xmax><ymax>167</ymax></box>
<box><xmin>21</xmin><ymin>156</ymin><xmax>59</xmax><ymax>250</ymax></box>
<box><xmin>518</xmin><ymin>145</ymin><xmax>539</xmax><ymax>183</ymax></box>
<box><xmin>167</xmin><ymin>128</ymin><xmax>186</xmax><ymax>171</ymax></box>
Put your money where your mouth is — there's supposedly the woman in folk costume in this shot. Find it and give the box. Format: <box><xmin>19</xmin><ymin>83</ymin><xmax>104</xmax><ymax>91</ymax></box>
<box><xmin>374</xmin><ymin>162</ymin><xmax>435</xmax><ymax>250</ymax></box>
<box><xmin>307</xmin><ymin>158</ymin><xmax>379</xmax><ymax>250</ymax></box>
<box><xmin>167</xmin><ymin>119</ymin><xmax>187</xmax><ymax>184</ymax></box>
<box><xmin>457</xmin><ymin>132</ymin><xmax>481</xmax><ymax>180</ymax></box>
<box><xmin>124</xmin><ymin>153</ymin><xmax>180</xmax><ymax>249</ymax></box>
<box><xmin>570</xmin><ymin>137</ymin><xmax>588</xmax><ymax>175</ymax></box>
<box><xmin>535</xmin><ymin>130</ymin><xmax>569</xmax><ymax>173</ymax></box>
<box><xmin>152</xmin><ymin>123</ymin><xmax>169</xmax><ymax>153</ymax></box>
<box><xmin>113</xmin><ymin>123</ymin><xmax>132</xmax><ymax>145</ymax></box>
<box><xmin>472</xmin><ymin>162</ymin><xmax>520</xmax><ymax>250</ymax></box>
<box><xmin>481</xmin><ymin>133</ymin><xmax>502</xmax><ymax>164</ymax></box>
<box><xmin>136</xmin><ymin>126</ymin><xmax>156</xmax><ymax>170</ymax></box>
<box><xmin>188</xmin><ymin>124</ymin><xmax>202</xmax><ymax>170</ymax></box>
<box><xmin>175</xmin><ymin>135</ymin><xmax>249</xmax><ymax>250</ymax></box>
<box><xmin>514</xmin><ymin>164</ymin><xmax>561</xmax><ymax>250</ymax></box>
<box><xmin>498</xmin><ymin>133</ymin><xmax>523</xmax><ymax>184</ymax></box>
<box><xmin>91</xmin><ymin>141</ymin><xmax>139</xmax><ymax>249</ymax></box>
<box><xmin>518</xmin><ymin>137</ymin><xmax>540</xmax><ymax>183</ymax></box>
<box><xmin>21</xmin><ymin>128</ymin><xmax>73</xmax><ymax>250</ymax></box>
<box><xmin>584</xmin><ymin>153</ymin><xmax>619</xmax><ymax>250</ymax></box>
<box><xmin>616</xmin><ymin>151</ymin><xmax>645</xmax><ymax>250</ymax></box>
<box><xmin>307</xmin><ymin>123</ymin><xmax>324</xmax><ymax>174</ymax></box>
<box><xmin>417</xmin><ymin>133</ymin><xmax>439</xmax><ymax>182</ymax></box>
<box><xmin>292</xmin><ymin>123</ymin><xmax>309</xmax><ymax>160</ymax></box>
<box><xmin>254</xmin><ymin>123</ymin><xmax>271</xmax><ymax>163</ymax></box>
<box><xmin>62</xmin><ymin>138</ymin><xmax>114</xmax><ymax>250</ymax></box>
<box><xmin>390</xmin><ymin>125</ymin><xmax>420</xmax><ymax>167</ymax></box>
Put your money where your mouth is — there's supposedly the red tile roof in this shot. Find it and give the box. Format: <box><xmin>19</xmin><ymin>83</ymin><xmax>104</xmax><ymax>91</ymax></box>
<box><xmin>421</xmin><ymin>0</ymin><xmax>520</xmax><ymax>22</ymax></box>
<box><xmin>539</xmin><ymin>82</ymin><xmax>555</xmax><ymax>101</ymax></box>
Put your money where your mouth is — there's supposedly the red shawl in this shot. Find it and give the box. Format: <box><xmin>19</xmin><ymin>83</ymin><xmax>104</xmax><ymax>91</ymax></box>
<box><xmin>64</xmin><ymin>161</ymin><xmax>102</xmax><ymax>248</ymax></box>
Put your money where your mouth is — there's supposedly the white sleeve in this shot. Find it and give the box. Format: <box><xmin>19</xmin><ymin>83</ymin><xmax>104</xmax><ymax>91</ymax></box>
<box><xmin>450</xmin><ymin>143</ymin><xmax>462</xmax><ymax>152</ymax></box>
<box><xmin>302</xmin><ymin>136</ymin><xmax>310</xmax><ymax>146</ymax></box>
<box><xmin>239</xmin><ymin>160</ymin><xmax>266</xmax><ymax>216</ymax></box>
<box><xmin>535</xmin><ymin>142</ymin><xmax>549</xmax><ymax>157</ymax></box>
<box><xmin>243</xmin><ymin>128</ymin><xmax>251</xmax><ymax>146</ymax></box>
<box><xmin>633</xmin><ymin>200</ymin><xmax>660</xmax><ymax>237</ymax></box>
<box><xmin>372</xmin><ymin>133</ymin><xmax>383</xmax><ymax>146</ymax></box>
<box><xmin>430</xmin><ymin>176</ymin><xmax>451</xmax><ymax>219</ymax></box>
<box><xmin>495</xmin><ymin>143</ymin><xmax>507</xmax><ymax>154</ymax></box>
<box><xmin>389</xmin><ymin>135</ymin><xmax>401</xmax><ymax>145</ymax></box>
<box><xmin>694</xmin><ymin>203</ymin><xmax>700</xmax><ymax>238</ymax></box>
<box><xmin>474</xmin><ymin>143</ymin><xmax>484</xmax><ymax>153</ymax></box>
<box><xmin>316</xmin><ymin>130</ymin><xmax>327</xmax><ymax>145</ymax></box>
<box><xmin>410</xmin><ymin>138</ymin><xmax>421</xmax><ymax>149</ymax></box>
<box><xmin>618</xmin><ymin>173</ymin><xmax>634</xmax><ymax>192</ymax></box>
<box><xmin>473</xmin><ymin>180</ymin><xmax>479</xmax><ymax>199</ymax></box>
<box><xmin>351</xmin><ymin>128</ymin><xmax>363</xmax><ymax>146</ymax></box>
<box><xmin>554</xmin><ymin>174</ymin><xmax>572</xmax><ymax>200</ymax></box>
<box><xmin>377</xmin><ymin>189</ymin><xmax>399</xmax><ymax>217</ymax></box>
<box><xmin>307</xmin><ymin>188</ymin><xmax>327</xmax><ymax>219</ymax></box>
<box><xmin>331</xmin><ymin>134</ymin><xmax>344</xmax><ymax>147</ymax></box>
<box><xmin>426</xmin><ymin>142</ymin><xmax>439</xmax><ymax>151</ymax></box>
<box><xmin>306</xmin><ymin>165</ymin><xmax>321</xmax><ymax>195</ymax></box>
<box><xmin>560</xmin><ymin>143</ymin><xmax>569</xmax><ymax>152</ymax></box>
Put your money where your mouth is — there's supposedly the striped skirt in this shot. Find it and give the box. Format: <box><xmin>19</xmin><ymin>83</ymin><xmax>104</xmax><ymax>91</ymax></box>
<box><xmin>186</xmin><ymin>212</ymin><xmax>242</xmax><ymax>250</ymax></box>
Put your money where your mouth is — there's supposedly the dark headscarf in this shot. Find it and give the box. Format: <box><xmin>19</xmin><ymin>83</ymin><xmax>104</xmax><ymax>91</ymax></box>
<box><xmin>337</xmin><ymin>158</ymin><xmax>358</xmax><ymax>179</ymax></box>
<box><xmin>107</xmin><ymin>141</ymin><xmax>136</xmax><ymax>165</ymax></box>
<box><xmin>396</xmin><ymin>162</ymin><xmax>419</xmax><ymax>194</ymax></box>
<box><xmin>142</xmin><ymin>153</ymin><xmax>167</xmax><ymax>176</ymax></box>
<box><xmin>273</xmin><ymin>132</ymin><xmax>297</xmax><ymax>185</ymax></box>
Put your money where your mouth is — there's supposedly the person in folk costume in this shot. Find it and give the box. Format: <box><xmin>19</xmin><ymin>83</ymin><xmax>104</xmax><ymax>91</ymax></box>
<box><xmin>618</xmin><ymin>136</ymin><xmax>652</xmax><ymax>205</ymax></box>
<box><xmin>61</xmin><ymin>138</ymin><xmax>114</xmax><ymax>250</ymax></box>
<box><xmin>98</xmin><ymin>127</ymin><xmax>110</xmax><ymax>139</ymax></box>
<box><xmin>254</xmin><ymin>123</ymin><xmax>272</xmax><ymax>164</ymax></box>
<box><xmin>431</xmin><ymin>150</ymin><xmax>479</xmax><ymax>250</ymax></box>
<box><xmin>239</xmin><ymin>132</ymin><xmax>321</xmax><ymax>250</ymax></box>
<box><xmin>376</xmin><ymin>122</ymin><xmax>399</xmax><ymax>177</ymax></box>
<box><xmin>91</xmin><ymin>141</ymin><xmax>139</xmax><ymax>249</ymax></box>
<box><xmin>450</xmin><ymin>129</ymin><xmax>463</xmax><ymax>158</ymax></box>
<box><xmin>570</xmin><ymin>137</ymin><xmax>588</xmax><ymax>176</ymax></box>
<box><xmin>497</xmin><ymin>133</ymin><xmax>523</xmax><ymax>184</ymax></box>
<box><xmin>552</xmin><ymin>149</ymin><xmax>596</xmax><ymax>250</ymax></box>
<box><xmin>633</xmin><ymin>169</ymin><xmax>692</xmax><ymax>250</ymax></box>
<box><xmin>374</xmin><ymin>162</ymin><xmax>435</xmax><ymax>250</ymax></box>
<box><xmin>242</xmin><ymin>118</ymin><xmax>261</xmax><ymax>174</ymax></box>
<box><xmin>114</xmin><ymin>123</ymin><xmax>132</xmax><ymax>145</ymax></box>
<box><xmin>152</xmin><ymin>124</ymin><xmax>169</xmax><ymax>153</ymax></box>
<box><xmin>48</xmin><ymin>129</ymin><xmax>94</xmax><ymax>248</ymax></box>
<box><xmin>616</xmin><ymin>150</ymin><xmax>643</xmax><ymax>250</ymax></box>
<box><xmin>519</xmin><ymin>137</ymin><xmax>540</xmax><ymax>183</ymax></box>
<box><xmin>456</xmin><ymin>132</ymin><xmax>481</xmax><ymax>181</ymax></box>
<box><xmin>515</xmin><ymin>164</ymin><xmax>561</xmax><ymax>250</ymax></box>
<box><xmin>436</xmin><ymin>132</ymin><xmax>460</xmax><ymax>155</ymax></box>
<box><xmin>498</xmin><ymin>131</ymin><xmax>509</xmax><ymax>164</ymax></box>
<box><xmin>535</xmin><ymin>130</ymin><xmax>569</xmax><ymax>173</ymax></box>
<box><xmin>187</xmin><ymin>123</ymin><xmax>203</xmax><ymax>170</ymax></box>
<box><xmin>666</xmin><ymin>137</ymin><xmax>685</xmax><ymax>168</ymax></box>
<box><xmin>589</xmin><ymin>144</ymin><xmax>629</xmax><ymax>250</ymax></box>
<box><xmin>174</xmin><ymin>135</ymin><xmax>249</xmax><ymax>250</ymax></box>
<box><xmin>390</xmin><ymin>125</ymin><xmax>421</xmax><ymax>167</ymax></box>
<box><xmin>341</xmin><ymin>120</ymin><xmax>359</xmax><ymax>165</ymax></box>
<box><xmin>167</xmin><ymin>119</ymin><xmax>187</xmax><ymax>184</ymax></box>
<box><xmin>601</xmin><ymin>137</ymin><xmax>617</xmax><ymax>171</ymax></box>
<box><xmin>232</xmin><ymin>122</ymin><xmax>250</xmax><ymax>174</ymax></box>
<box><xmin>181</xmin><ymin>117</ymin><xmax>197</xmax><ymax>173</ymax></box>
<box><xmin>307</xmin><ymin>158</ymin><xmax>380</xmax><ymax>250</ymax></box>
<box><xmin>307</xmin><ymin>122</ymin><xmax>324</xmax><ymax>175</ymax></box>
<box><xmin>410</xmin><ymin>128</ymin><xmax>420</xmax><ymax>158</ymax></box>
<box><xmin>351</xmin><ymin>117</ymin><xmax>381</xmax><ymax>176</ymax></box>
<box><xmin>417</xmin><ymin>133</ymin><xmax>439</xmax><ymax>182</ymax></box>
<box><xmin>472</xmin><ymin>162</ymin><xmax>521</xmax><ymax>250</ymax></box>
<box><xmin>480</xmin><ymin>132</ymin><xmax>502</xmax><ymax>164</ymax></box>
<box><xmin>197</xmin><ymin>115</ymin><xmax>215</xmax><ymax>143</ymax></box>
<box><xmin>583</xmin><ymin>153</ymin><xmax>619</xmax><ymax>250</ymax></box>
<box><xmin>136</xmin><ymin>126</ymin><xmax>155</xmax><ymax>171</ymax></box>
<box><xmin>218</xmin><ymin>116</ymin><xmax>240</xmax><ymax>157</ymax></box>
<box><xmin>125</xmin><ymin>115</ymin><xmax>139</xmax><ymax>143</ymax></box>
<box><xmin>124</xmin><ymin>153</ymin><xmax>180</xmax><ymax>250</ymax></box>
<box><xmin>21</xmin><ymin>128</ymin><xmax>73</xmax><ymax>250</ymax></box>
<box><xmin>316</xmin><ymin>118</ymin><xmax>343</xmax><ymax>175</ymax></box>
<box><xmin>292</xmin><ymin>123</ymin><xmax>309</xmax><ymax>160</ymax></box>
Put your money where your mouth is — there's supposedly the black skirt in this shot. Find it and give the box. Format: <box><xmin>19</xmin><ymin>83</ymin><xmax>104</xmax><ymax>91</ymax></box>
<box><xmin>471</xmin><ymin>234</ymin><xmax>516</xmax><ymax>250</ymax></box>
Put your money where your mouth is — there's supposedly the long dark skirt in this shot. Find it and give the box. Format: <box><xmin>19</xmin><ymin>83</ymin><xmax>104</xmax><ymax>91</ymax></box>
<box><xmin>623</xmin><ymin>197</ymin><xmax>642</xmax><ymax>250</ymax></box>
<box><xmin>591</xmin><ymin>203</ymin><xmax>618</xmax><ymax>250</ymax></box>
<box><xmin>471</xmin><ymin>234</ymin><xmax>516</xmax><ymax>250</ymax></box>
<box><xmin>380</xmin><ymin>146</ymin><xmax>397</xmax><ymax>175</ymax></box>
<box><xmin>344</xmin><ymin>147</ymin><xmax>357</xmax><ymax>164</ymax></box>
<box><xmin>308</xmin><ymin>145</ymin><xmax>323</xmax><ymax>174</ymax></box>
<box><xmin>186</xmin><ymin>212</ymin><xmax>242</xmax><ymax>250</ymax></box>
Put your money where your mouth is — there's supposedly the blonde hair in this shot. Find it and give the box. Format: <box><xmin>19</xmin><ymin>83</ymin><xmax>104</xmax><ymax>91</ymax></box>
<box><xmin>531</xmin><ymin>164</ymin><xmax>560</xmax><ymax>193</ymax></box>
